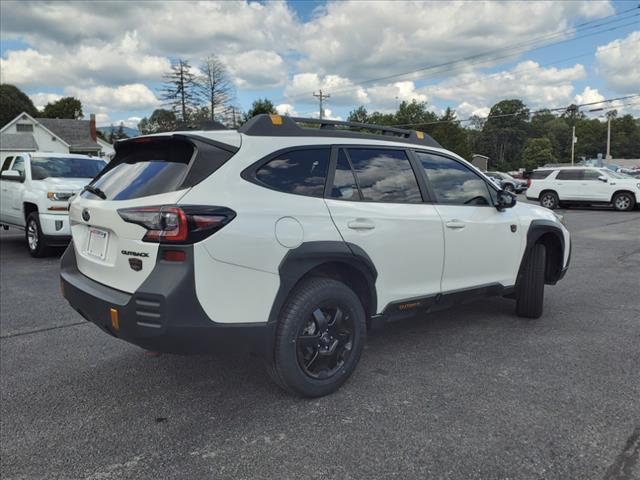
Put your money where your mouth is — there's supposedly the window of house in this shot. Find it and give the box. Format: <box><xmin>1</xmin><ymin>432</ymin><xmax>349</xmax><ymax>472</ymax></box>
<box><xmin>16</xmin><ymin>124</ymin><xmax>33</xmax><ymax>133</ymax></box>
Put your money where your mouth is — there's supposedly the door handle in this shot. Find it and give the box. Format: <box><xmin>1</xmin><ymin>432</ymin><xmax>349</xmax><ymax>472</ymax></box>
<box><xmin>445</xmin><ymin>220</ymin><xmax>466</xmax><ymax>230</ymax></box>
<box><xmin>347</xmin><ymin>219</ymin><xmax>375</xmax><ymax>230</ymax></box>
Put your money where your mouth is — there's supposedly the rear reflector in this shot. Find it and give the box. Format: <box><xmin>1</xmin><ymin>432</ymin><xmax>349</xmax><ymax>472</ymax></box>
<box><xmin>163</xmin><ymin>250</ymin><xmax>186</xmax><ymax>262</ymax></box>
<box><xmin>110</xmin><ymin>308</ymin><xmax>120</xmax><ymax>331</ymax></box>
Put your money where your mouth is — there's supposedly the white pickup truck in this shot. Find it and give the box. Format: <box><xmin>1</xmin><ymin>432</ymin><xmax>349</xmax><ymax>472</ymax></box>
<box><xmin>0</xmin><ymin>152</ymin><xmax>106</xmax><ymax>257</ymax></box>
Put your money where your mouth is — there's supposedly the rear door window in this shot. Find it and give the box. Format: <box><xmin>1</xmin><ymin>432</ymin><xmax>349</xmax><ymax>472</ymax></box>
<box><xmin>1</xmin><ymin>156</ymin><xmax>13</xmax><ymax>172</ymax></box>
<box><xmin>556</xmin><ymin>169</ymin><xmax>583</xmax><ymax>180</ymax></box>
<box><xmin>330</xmin><ymin>150</ymin><xmax>361</xmax><ymax>201</ymax></box>
<box><xmin>255</xmin><ymin>148</ymin><xmax>330</xmax><ymax>197</ymax></box>
<box><xmin>344</xmin><ymin>148</ymin><xmax>422</xmax><ymax>203</ymax></box>
<box><xmin>530</xmin><ymin>170</ymin><xmax>552</xmax><ymax>180</ymax></box>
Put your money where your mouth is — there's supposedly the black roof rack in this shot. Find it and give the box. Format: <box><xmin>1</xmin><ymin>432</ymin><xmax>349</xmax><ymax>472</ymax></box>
<box><xmin>238</xmin><ymin>114</ymin><xmax>442</xmax><ymax>148</ymax></box>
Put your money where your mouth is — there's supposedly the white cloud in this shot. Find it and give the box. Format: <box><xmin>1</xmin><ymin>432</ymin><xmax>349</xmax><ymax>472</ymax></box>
<box><xmin>455</xmin><ymin>102</ymin><xmax>491</xmax><ymax>119</ymax></box>
<box><xmin>275</xmin><ymin>103</ymin><xmax>298</xmax><ymax>116</ymax></box>
<box><xmin>574</xmin><ymin>86</ymin><xmax>606</xmax><ymax>105</ymax></box>
<box><xmin>66</xmin><ymin>84</ymin><xmax>160</xmax><ymax>113</ymax></box>
<box><xmin>223</xmin><ymin>50</ymin><xmax>287</xmax><ymax>89</ymax></box>
<box><xmin>285</xmin><ymin>73</ymin><xmax>369</xmax><ymax>106</ymax></box>
<box><xmin>425</xmin><ymin>61</ymin><xmax>586</xmax><ymax>110</ymax></box>
<box><xmin>297</xmin><ymin>1</ymin><xmax>612</xmax><ymax>81</ymax></box>
<box><xmin>595</xmin><ymin>31</ymin><xmax>640</xmax><ymax>94</ymax></box>
<box><xmin>29</xmin><ymin>92</ymin><xmax>63</xmax><ymax>110</ymax></box>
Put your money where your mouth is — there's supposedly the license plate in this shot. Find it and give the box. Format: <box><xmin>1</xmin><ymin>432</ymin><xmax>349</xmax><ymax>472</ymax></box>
<box><xmin>86</xmin><ymin>228</ymin><xmax>109</xmax><ymax>260</ymax></box>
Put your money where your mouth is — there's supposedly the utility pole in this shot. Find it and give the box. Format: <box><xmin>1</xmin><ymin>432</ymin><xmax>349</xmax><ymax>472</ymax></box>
<box><xmin>605</xmin><ymin>110</ymin><xmax>616</xmax><ymax>160</ymax></box>
<box><xmin>313</xmin><ymin>90</ymin><xmax>330</xmax><ymax>119</ymax></box>
<box><xmin>567</xmin><ymin>104</ymin><xmax>578</xmax><ymax>165</ymax></box>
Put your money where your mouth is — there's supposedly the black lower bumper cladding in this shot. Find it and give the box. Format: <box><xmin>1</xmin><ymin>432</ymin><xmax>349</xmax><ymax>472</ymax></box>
<box><xmin>60</xmin><ymin>243</ymin><xmax>275</xmax><ymax>355</ymax></box>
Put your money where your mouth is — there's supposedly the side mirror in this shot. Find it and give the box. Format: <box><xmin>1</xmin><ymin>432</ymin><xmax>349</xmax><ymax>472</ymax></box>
<box><xmin>598</xmin><ymin>175</ymin><xmax>608</xmax><ymax>182</ymax></box>
<box><xmin>0</xmin><ymin>170</ymin><xmax>24</xmax><ymax>182</ymax></box>
<box><xmin>496</xmin><ymin>190</ymin><xmax>517</xmax><ymax>211</ymax></box>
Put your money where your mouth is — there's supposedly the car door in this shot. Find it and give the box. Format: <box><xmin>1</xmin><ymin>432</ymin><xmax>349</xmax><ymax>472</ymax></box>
<box><xmin>324</xmin><ymin>147</ymin><xmax>445</xmax><ymax>310</ymax></box>
<box><xmin>554</xmin><ymin>169</ymin><xmax>583</xmax><ymax>200</ymax></box>
<box><xmin>2</xmin><ymin>156</ymin><xmax>27</xmax><ymax>226</ymax></box>
<box><xmin>414</xmin><ymin>151</ymin><xmax>524</xmax><ymax>292</ymax></box>
<box><xmin>0</xmin><ymin>156</ymin><xmax>14</xmax><ymax>223</ymax></box>
<box><xmin>580</xmin><ymin>169</ymin><xmax>610</xmax><ymax>201</ymax></box>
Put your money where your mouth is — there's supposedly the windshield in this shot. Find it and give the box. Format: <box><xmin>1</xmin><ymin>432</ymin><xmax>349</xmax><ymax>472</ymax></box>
<box><xmin>31</xmin><ymin>157</ymin><xmax>106</xmax><ymax>180</ymax></box>
<box><xmin>602</xmin><ymin>169</ymin><xmax>631</xmax><ymax>179</ymax></box>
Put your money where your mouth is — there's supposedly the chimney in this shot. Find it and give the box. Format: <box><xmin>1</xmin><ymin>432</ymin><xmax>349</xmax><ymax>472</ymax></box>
<box><xmin>89</xmin><ymin>113</ymin><xmax>97</xmax><ymax>142</ymax></box>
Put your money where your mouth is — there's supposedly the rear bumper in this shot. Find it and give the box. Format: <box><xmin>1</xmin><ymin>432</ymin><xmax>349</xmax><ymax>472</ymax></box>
<box><xmin>60</xmin><ymin>243</ymin><xmax>275</xmax><ymax>355</ymax></box>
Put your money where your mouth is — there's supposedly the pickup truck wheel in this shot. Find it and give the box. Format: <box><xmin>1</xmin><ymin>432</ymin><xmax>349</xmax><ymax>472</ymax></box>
<box><xmin>26</xmin><ymin>212</ymin><xmax>50</xmax><ymax>258</ymax></box>
<box><xmin>268</xmin><ymin>277</ymin><xmax>366</xmax><ymax>397</ymax></box>
<box><xmin>612</xmin><ymin>192</ymin><xmax>635</xmax><ymax>211</ymax></box>
<box><xmin>516</xmin><ymin>243</ymin><xmax>546</xmax><ymax>319</ymax></box>
<box><xmin>540</xmin><ymin>191</ymin><xmax>559</xmax><ymax>210</ymax></box>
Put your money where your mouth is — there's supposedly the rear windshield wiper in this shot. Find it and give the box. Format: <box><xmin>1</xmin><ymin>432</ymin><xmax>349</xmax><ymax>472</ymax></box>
<box><xmin>82</xmin><ymin>185</ymin><xmax>107</xmax><ymax>200</ymax></box>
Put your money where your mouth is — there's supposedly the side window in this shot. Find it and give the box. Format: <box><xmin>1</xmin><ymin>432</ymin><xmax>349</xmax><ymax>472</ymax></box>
<box><xmin>345</xmin><ymin>148</ymin><xmax>422</xmax><ymax>203</ymax></box>
<box><xmin>11</xmin><ymin>157</ymin><xmax>25</xmax><ymax>176</ymax></box>
<box><xmin>416</xmin><ymin>152</ymin><xmax>492</xmax><ymax>206</ymax></box>
<box><xmin>583</xmin><ymin>170</ymin><xmax>602</xmax><ymax>180</ymax></box>
<box><xmin>330</xmin><ymin>149</ymin><xmax>360</xmax><ymax>200</ymax></box>
<box><xmin>530</xmin><ymin>170</ymin><xmax>552</xmax><ymax>180</ymax></box>
<box><xmin>255</xmin><ymin>148</ymin><xmax>330</xmax><ymax>198</ymax></box>
<box><xmin>1</xmin><ymin>156</ymin><xmax>13</xmax><ymax>172</ymax></box>
<box><xmin>556</xmin><ymin>169</ymin><xmax>583</xmax><ymax>180</ymax></box>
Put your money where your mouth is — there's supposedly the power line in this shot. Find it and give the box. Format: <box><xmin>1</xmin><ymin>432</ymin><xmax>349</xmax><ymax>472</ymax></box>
<box><xmin>285</xmin><ymin>8</ymin><xmax>639</xmax><ymax>102</ymax></box>
<box><xmin>392</xmin><ymin>94</ymin><xmax>640</xmax><ymax>128</ymax></box>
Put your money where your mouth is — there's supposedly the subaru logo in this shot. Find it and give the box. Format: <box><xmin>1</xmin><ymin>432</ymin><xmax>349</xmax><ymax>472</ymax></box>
<box><xmin>82</xmin><ymin>209</ymin><xmax>90</xmax><ymax>222</ymax></box>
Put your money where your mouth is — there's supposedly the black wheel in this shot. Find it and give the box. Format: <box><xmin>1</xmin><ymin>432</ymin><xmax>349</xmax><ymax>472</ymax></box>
<box><xmin>540</xmin><ymin>191</ymin><xmax>559</xmax><ymax>210</ymax></box>
<box><xmin>516</xmin><ymin>243</ymin><xmax>546</xmax><ymax>319</ymax></box>
<box><xmin>269</xmin><ymin>277</ymin><xmax>366</xmax><ymax>397</ymax></box>
<box><xmin>25</xmin><ymin>212</ymin><xmax>50</xmax><ymax>258</ymax></box>
<box><xmin>612</xmin><ymin>192</ymin><xmax>635</xmax><ymax>211</ymax></box>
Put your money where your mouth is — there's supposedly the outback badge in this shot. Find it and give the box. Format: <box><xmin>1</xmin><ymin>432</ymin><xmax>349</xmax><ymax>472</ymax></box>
<box><xmin>128</xmin><ymin>258</ymin><xmax>143</xmax><ymax>271</ymax></box>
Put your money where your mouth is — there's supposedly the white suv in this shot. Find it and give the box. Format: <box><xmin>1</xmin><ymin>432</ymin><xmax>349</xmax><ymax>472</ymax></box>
<box><xmin>526</xmin><ymin>166</ymin><xmax>640</xmax><ymax>211</ymax></box>
<box><xmin>0</xmin><ymin>152</ymin><xmax>106</xmax><ymax>256</ymax></box>
<box><xmin>60</xmin><ymin>115</ymin><xmax>571</xmax><ymax>397</ymax></box>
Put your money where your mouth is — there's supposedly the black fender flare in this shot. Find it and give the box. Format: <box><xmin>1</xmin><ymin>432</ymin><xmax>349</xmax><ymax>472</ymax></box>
<box><xmin>267</xmin><ymin>241</ymin><xmax>378</xmax><ymax>325</ymax></box>
<box><xmin>517</xmin><ymin>220</ymin><xmax>567</xmax><ymax>287</ymax></box>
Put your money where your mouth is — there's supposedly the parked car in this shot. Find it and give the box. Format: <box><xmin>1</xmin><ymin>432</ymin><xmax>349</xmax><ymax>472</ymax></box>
<box><xmin>485</xmin><ymin>171</ymin><xmax>528</xmax><ymax>193</ymax></box>
<box><xmin>526</xmin><ymin>166</ymin><xmax>640</xmax><ymax>211</ymax></box>
<box><xmin>0</xmin><ymin>152</ymin><xmax>106</xmax><ymax>256</ymax></box>
<box><xmin>60</xmin><ymin>115</ymin><xmax>571</xmax><ymax>397</ymax></box>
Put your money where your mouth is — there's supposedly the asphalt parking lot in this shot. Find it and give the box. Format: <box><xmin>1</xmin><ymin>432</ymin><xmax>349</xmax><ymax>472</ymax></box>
<box><xmin>1</xmin><ymin>203</ymin><xmax>639</xmax><ymax>480</ymax></box>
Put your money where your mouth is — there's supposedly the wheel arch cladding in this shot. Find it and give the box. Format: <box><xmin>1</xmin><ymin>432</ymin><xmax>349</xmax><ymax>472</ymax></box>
<box><xmin>24</xmin><ymin>202</ymin><xmax>38</xmax><ymax>219</ymax></box>
<box><xmin>518</xmin><ymin>220</ymin><xmax>565</xmax><ymax>286</ymax></box>
<box><xmin>611</xmin><ymin>190</ymin><xmax>636</xmax><ymax>203</ymax></box>
<box><xmin>269</xmin><ymin>241</ymin><xmax>378</xmax><ymax>325</ymax></box>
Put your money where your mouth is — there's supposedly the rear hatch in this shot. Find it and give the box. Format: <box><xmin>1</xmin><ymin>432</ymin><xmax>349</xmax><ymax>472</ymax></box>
<box><xmin>69</xmin><ymin>133</ymin><xmax>239</xmax><ymax>293</ymax></box>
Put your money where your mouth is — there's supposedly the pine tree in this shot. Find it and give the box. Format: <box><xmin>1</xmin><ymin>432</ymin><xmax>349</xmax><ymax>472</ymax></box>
<box><xmin>161</xmin><ymin>60</ymin><xmax>198</xmax><ymax>124</ymax></box>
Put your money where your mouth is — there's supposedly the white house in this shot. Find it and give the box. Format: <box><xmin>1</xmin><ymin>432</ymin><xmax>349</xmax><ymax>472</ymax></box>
<box><xmin>0</xmin><ymin>112</ymin><xmax>113</xmax><ymax>163</ymax></box>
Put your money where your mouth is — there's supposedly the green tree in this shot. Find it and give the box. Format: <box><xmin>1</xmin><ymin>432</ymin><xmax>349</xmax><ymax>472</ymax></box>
<box><xmin>480</xmin><ymin>99</ymin><xmax>530</xmax><ymax>169</ymax></box>
<box><xmin>610</xmin><ymin>114</ymin><xmax>640</xmax><ymax>159</ymax></box>
<box><xmin>0</xmin><ymin>84</ymin><xmax>38</xmax><ymax>128</ymax></box>
<box><xmin>138</xmin><ymin>109</ymin><xmax>177</xmax><ymax>134</ymax></box>
<box><xmin>394</xmin><ymin>100</ymin><xmax>438</xmax><ymax>131</ymax></box>
<box><xmin>41</xmin><ymin>97</ymin><xmax>83</xmax><ymax>119</ymax></box>
<box><xmin>430</xmin><ymin>107</ymin><xmax>471</xmax><ymax>159</ymax></box>
<box><xmin>243</xmin><ymin>98</ymin><xmax>277</xmax><ymax>122</ymax></box>
<box><xmin>161</xmin><ymin>59</ymin><xmax>198</xmax><ymax>123</ymax></box>
<box><xmin>522</xmin><ymin>137</ymin><xmax>556</xmax><ymax>170</ymax></box>
<box><xmin>347</xmin><ymin>106</ymin><xmax>369</xmax><ymax>123</ymax></box>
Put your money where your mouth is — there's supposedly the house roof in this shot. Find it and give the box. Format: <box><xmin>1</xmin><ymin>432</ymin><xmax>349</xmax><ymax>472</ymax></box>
<box><xmin>35</xmin><ymin>118</ymin><xmax>100</xmax><ymax>151</ymax></box>
<box><xmin>0</xmin><ymin>133</ymin><xmax>38</xmax><ymax>151</ymax></box>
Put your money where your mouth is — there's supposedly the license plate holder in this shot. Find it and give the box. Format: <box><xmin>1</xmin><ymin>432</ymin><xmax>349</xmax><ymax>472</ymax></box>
<box><xmin>86</xmin><ymin>228</ymin><xmax>109</xmax><ymax>260</ymax></box>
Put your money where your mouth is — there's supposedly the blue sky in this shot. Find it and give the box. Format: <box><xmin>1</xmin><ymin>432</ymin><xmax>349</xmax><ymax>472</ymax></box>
<box><xmin>1</xmin><ymin>0</ymin><xmax>638</xmax><ymax>129</ymax></box>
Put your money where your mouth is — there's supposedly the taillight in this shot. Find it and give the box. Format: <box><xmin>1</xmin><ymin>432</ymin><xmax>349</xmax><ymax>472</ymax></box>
<box><xmin>527</xmin><ymin>178</ymin><xmax>532</xmax><ymax>188</ymax></box>
<box><xmin>118</xmin><ymin>205</ymin><xmax>235</xmax><ymax>244</ymax></box>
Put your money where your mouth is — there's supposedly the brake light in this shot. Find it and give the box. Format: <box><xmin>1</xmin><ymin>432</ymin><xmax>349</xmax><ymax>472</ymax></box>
<box><xmin>118</xmin><ymin>205</ymin><xmax>235</xmax><ymax>244</ymax></box>
<box><xmin>527</xmin><ymin>178</ymin><xmax>532</xmax><ymax>188</ymax></box>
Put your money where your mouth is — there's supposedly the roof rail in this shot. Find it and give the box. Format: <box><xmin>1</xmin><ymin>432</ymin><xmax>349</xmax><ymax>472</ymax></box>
<box><xmin>238</xmin><ymin>114</ymin><xmax>442</xmax><ymax>148</ymax></box>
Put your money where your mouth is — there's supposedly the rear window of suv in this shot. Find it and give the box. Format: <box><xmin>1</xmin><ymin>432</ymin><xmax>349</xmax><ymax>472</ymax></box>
<box><xmin>255</xmin><ymin>148</ymin><xmax>330</xmax><ymax>197</ymax></box>
<box><xmin>82</xmin><ymin>137</ymin><xmax>234</xmax><ymax>201</ymax></box>
<box><xmin>530</xmin><ymin>170</ymin><xmax>552</xmax><ymax>180</ymax></box>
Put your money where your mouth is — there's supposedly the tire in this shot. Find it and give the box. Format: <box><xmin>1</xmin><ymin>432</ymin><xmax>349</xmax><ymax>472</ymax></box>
<box><xmin>269</xmin><ymin>277</ymin><xmax>367</xmax><ymax>397</ymax></box>
<box><xmin>516</xmin><ymin>243</ymin><xmax>546</xmax><ymax>319</ymax></box>
<box><xmin>539</xmin><ymin>191</ymin><xmax>559</xmax><ymax>210</ymax></box>
<box><xmin>612</xmin><ymin>192</ymin><xmax>635</xmax><ymax>212</ymax></box>
<box><xmin>25</xmin><ymin>212</ymin><xmax>50</xmax><ymax>258</ymax></box>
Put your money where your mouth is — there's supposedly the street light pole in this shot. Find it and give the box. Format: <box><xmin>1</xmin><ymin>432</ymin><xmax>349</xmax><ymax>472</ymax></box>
<box><xmin>567</xmin><ymin>104</ymin><xmax>578</xmax><ymax>166</ymax></box>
